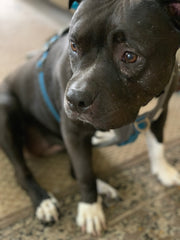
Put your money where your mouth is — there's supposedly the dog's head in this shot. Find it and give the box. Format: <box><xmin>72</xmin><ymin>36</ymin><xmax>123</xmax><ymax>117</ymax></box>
<box><xmin>64</xmin><ymin>0</ymin><xmax>180</xmax><ymax>130</ymax></box>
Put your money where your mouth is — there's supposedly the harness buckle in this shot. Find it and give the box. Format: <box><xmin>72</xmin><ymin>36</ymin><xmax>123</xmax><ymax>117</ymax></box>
<box><xmin>134</xmin><ymin>117</ymin><xmax>150</xmax><ymax>133</ymax></box>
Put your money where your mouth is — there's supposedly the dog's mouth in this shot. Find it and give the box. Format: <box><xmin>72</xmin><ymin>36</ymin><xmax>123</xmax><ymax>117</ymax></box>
<box><xmin>64</xmin><ymin>98</ymin><xmax>96</xmax><ymax>126</ymax></box>
<box><xmin>64</xmin><ymin>97</ymin><xmax>138</xmax><ymax>131</ymax></box>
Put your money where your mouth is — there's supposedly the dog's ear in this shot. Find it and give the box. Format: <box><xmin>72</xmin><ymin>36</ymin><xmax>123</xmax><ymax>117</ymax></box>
<box><xmin>159</xmin><ymin>0</ymin><xmax>180</xmax><ymax>31</ymax></box>
<box><xmin>69</xmin><ymin>0</ymin><xmax>83</xmax><ymax>9</ymax></box>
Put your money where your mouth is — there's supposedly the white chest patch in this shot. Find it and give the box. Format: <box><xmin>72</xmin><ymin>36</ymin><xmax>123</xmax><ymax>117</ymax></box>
<box><xmin>92</xmin><ymin>130</ymin><xmax>116</xmax><ymax>145</ymax></box>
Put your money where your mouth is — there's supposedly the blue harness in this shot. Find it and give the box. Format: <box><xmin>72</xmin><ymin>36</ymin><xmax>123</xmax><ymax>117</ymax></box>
<box><xmin>35</xmin><ymin>1</ymin><xmax>159</xmax><ymax>147</ymax></box>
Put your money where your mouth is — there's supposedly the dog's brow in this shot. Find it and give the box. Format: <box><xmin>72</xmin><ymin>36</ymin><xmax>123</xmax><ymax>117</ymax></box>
<box><xmin>69</xmin><ymin>32</ymin><xmax>77</xmax><ymax>41</ymax></box>
<box><xmin>110</xmin><ymin>29</ymin><xmax>126</xmax><ymax>42</ymax></box>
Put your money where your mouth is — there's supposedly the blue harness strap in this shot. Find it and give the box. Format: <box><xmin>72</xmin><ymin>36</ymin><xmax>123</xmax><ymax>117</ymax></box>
<box><xmin>36</xmin><ymin>34</ymin><xmax>61</xmax><ymax>123</ymax></box>
<box><xmin>117</xmin><ymin>115</ymin><xmax>150</xmax><ymax>146</ymax></box>
<box><xmin>38</xmin><ymin>71</ymin><xmax>60</xmax><ymax>123</ymax></box>
<box><xmin>36</xmin><ymin>9</ymin><xmax>79</xmax><ymax>123</ymax></box>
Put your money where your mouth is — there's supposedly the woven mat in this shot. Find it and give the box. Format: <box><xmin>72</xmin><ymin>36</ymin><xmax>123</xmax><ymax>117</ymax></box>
<box><xmin>0</xmin><ymin>139</ymin><xmax>180</xmax><ymax>240</ymax></box>
<box><xmin>0</xmin><ymin>93</ymin><xmax>179</xmax><ymax>225</ymax></box>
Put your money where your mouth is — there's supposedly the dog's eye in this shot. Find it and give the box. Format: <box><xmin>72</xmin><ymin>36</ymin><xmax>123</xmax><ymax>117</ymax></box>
<box><xmin>122</xmin><ymin>51</ymin><xmax>137</xmax><ymax>63</ymax></box>
<box><xmin>70</xmin><ymin>41</ymin><xmax>78</xmax><ymax>53</ymax></box>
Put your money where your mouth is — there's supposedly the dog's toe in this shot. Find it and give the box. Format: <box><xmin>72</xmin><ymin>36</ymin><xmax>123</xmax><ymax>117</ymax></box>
<box><xmin>35</xmin><ymin>194</ymin><xmax>60</xmax><ymax>224</ymax></box>
<box><xmin>76</xmin><ymin>196</ymin><xmax>106</xmax><ymax>236</ymax></box>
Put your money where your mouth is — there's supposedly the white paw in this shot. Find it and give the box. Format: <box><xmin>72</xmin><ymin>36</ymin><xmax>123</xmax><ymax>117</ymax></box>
<box><xmin>96</xmin><ymin>179</ymin><xmax>119</xmax><ymax>199</ymax></box>
<box><xmin>36</xmin><ymin>194</ymin><xmax>60</xmax><ymax>223</ymax></box>
<box><xmin>76</xmin><ymin>197</ymin><xmax>106</xmax><ymax>236</ymax></box>
<box><xmin>155</xmin><ymin>163</ymin><xmax>180</xmax><ymax>187</ymax></box>
<box><xmin>92</xmin><ymin>130</ymin><xmax>116</xmax><ymax>146</ymax></box>
<box><xmin>146</xmin><ymin>130</ymin><xmax>180</xmax><ymax>187</ymax></box>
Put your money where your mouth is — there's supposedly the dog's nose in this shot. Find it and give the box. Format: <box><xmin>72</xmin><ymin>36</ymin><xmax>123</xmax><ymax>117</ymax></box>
<box><xmin>66</xmin><ymin>88</ymin><xmax>94</xmax><ymax>112</ymax></box>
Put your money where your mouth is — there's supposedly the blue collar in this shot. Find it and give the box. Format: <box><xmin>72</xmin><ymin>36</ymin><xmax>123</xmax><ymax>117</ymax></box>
<box><xmin>117</xmin><ymin>115</ymin><xmax>150</xmax><ymax>146</ymax></box>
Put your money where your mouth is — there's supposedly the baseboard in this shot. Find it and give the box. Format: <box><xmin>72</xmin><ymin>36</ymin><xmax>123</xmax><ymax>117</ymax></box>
<box><xmin>49</xmin><ymin>0</ymin><xmax>68</xmax><ymax>9</ymax></box>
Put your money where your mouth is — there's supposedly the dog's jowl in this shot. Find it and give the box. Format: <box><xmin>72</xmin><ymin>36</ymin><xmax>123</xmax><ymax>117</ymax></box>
<box><xmin>1</xmin><ymin>0</ymin><xmax>180</xmax><ymax>236</ymax></box>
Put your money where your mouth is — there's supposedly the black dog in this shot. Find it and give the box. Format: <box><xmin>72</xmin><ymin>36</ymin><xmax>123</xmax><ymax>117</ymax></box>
<box><xmin>1</xmin><ymin>0</ymin><xmax>180</xmax><ymax>235</ymax></box>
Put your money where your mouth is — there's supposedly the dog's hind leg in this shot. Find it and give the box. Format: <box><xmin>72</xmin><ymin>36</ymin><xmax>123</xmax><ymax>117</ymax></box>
<box><xmin>146</xmin><ymin>108</ymin><xmax>180</xmax><ymax>186</ymax></box>
<box><xmin>0</xmin><ymin>93</ymin><xmax>60</xmax><ymax>224</ymax></box>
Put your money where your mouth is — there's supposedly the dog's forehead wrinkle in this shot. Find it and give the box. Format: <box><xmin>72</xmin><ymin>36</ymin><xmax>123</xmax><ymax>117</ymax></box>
<box><xmin>70</xmin><ymin>0</ymin><xmax>159</xmax><ymax>48</ymax></box>
<box><xmin>70</xmin><ymin>0</ymin><xmax>126</xmax><ymax>41</ymax></box>
<box><xmin>106</xmin><ymin>1</ymin><xmax>171</xmax><ymax>52</ymax></box>
<box><xmin>113</xmin><ymin>2</ymin><xmax>179</xmax><ymax>55</ymax></box>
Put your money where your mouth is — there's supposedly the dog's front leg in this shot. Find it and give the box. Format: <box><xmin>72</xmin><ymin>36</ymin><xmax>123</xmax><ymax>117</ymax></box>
<box><xmin>61</xmin><ymin>116</ymin><xmax>106</xmax><ymax>235</ymax></box>
<box><xmin>146</xmin><ymin>108</ymin><xmax>180</xmax><ymax>186</ymax></box>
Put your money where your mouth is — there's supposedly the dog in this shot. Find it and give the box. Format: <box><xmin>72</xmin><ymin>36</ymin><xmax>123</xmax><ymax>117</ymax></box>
<box><xmin>0</xmin><ymin>0</ymin><xmax>180</xmax><ymax>236</ymax></box>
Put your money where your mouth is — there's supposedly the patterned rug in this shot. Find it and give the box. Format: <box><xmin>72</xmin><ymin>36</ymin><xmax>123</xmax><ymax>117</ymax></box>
<box><xmin>0</xmin><ymin>139</ymin><xmax>180</xmax><ymax>240</ymax></box>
